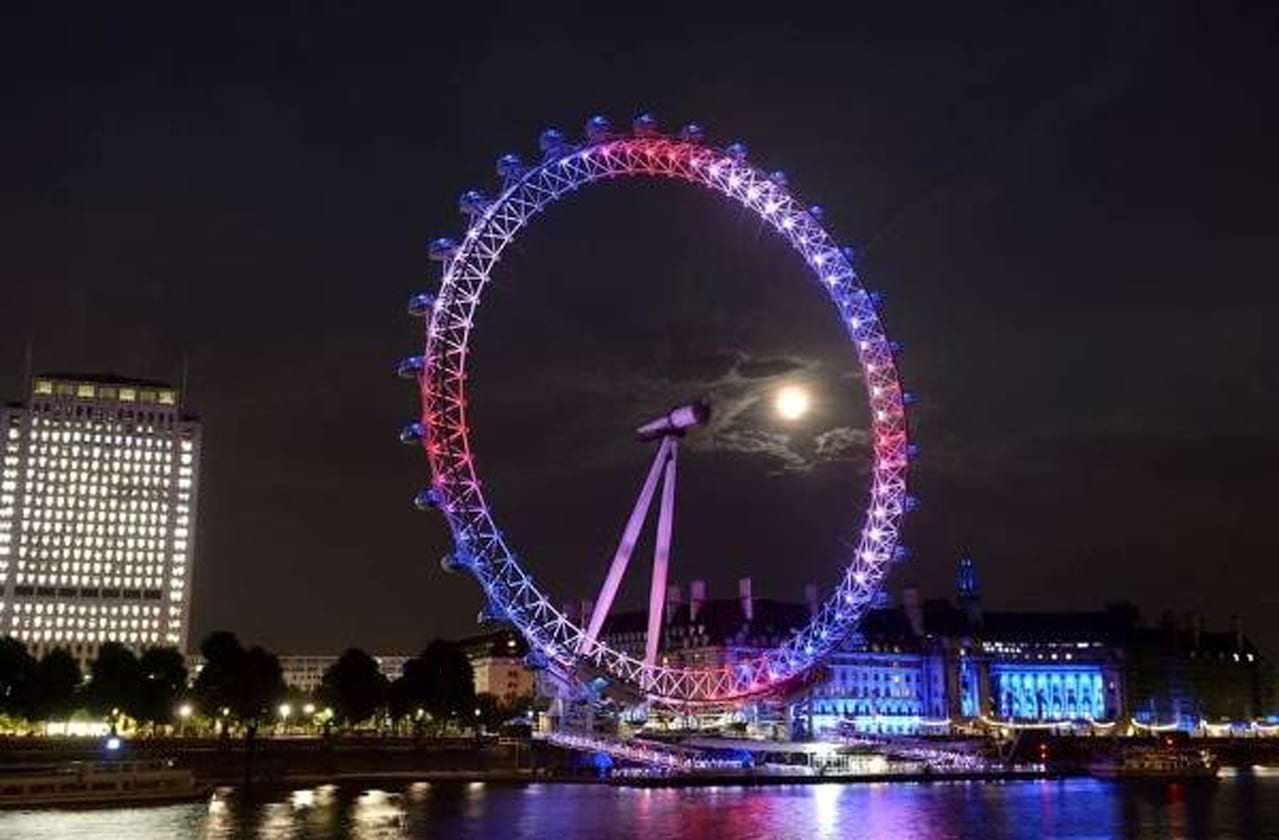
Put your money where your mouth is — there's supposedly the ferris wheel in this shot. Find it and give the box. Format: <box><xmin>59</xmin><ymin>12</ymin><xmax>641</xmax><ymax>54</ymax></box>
<box><xmin>399</xmin><ymin>113</ymin><xmax>913</xmax><ymax>706</ymax></box>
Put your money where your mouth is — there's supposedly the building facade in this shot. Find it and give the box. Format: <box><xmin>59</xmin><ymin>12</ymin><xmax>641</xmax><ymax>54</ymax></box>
<box><xmin>0</xmin><ymin>374</ymin><xmax>201</xmax><ymax>667</ymax></box>
<box><xmin>460</xmin><ymin>629</ymin><xmax>536</xmax><ymax>706</ymax></box>
<box><xmin>580</xmin><ymin>564</ymin><xmax>1272</xmax><ymax>737</ymax></box>
<box><xmin>273</xmin><ymin>654</ymin><xmax>410</xmax><ymax>694</ymax></box>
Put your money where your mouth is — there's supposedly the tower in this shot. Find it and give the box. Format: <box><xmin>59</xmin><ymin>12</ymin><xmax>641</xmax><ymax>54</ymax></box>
<box><xmin>0</xmin><ymin>374</ymin><xmax>201</xmax><ymax>668</ymax></box>
<box><xmin>956</xmin><ymin>556</ymin><xmax>982</xmax><ymax>626</ymax></box>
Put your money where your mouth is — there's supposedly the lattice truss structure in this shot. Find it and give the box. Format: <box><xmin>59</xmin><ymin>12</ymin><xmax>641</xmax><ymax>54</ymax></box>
<box><xmin>401</xmin><ymin>114</ymin><xmax>913</xmax><ymax>705</ymax></box>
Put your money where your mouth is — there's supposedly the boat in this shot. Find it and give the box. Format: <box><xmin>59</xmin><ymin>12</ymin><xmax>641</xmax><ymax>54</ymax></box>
<box><xmin>0</xmin><ymin>759</ymin><xmax>209</xmax><ymax>808</ymax></box>
<box><xmin>1089</xmin><ymin>746</ymin><xmax>1220</xmax><ymax>780</ymax></box>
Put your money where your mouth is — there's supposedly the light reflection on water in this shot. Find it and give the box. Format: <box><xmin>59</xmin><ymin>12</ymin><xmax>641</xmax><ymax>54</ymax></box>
<box><xmin>1</xmin><ymin>774</ymin><xmax>1277</xmax><ymax>839</ymax></box>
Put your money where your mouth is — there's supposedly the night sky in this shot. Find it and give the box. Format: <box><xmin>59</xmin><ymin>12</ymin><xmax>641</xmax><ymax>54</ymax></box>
<box><xmin>3</xmin><ymin>3</ymin><xmax>1276</xmax><ymax>658</ymax></box>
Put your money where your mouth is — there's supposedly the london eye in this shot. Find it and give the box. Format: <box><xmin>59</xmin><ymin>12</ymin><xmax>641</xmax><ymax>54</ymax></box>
<box><xmin>399</xmin><ymin>113</ymin><xmax>913</xmax><ymax>706</ymax></box>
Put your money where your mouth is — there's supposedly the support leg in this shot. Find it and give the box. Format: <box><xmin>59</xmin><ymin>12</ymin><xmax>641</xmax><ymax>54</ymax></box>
<box><xmin>580</xmin><ymin>438</ymin><xmax>671</xmax><ymax>653</ymax></box>
<box><xmin>645</xmin><ymin>440</ymin><xmax>678</xmax><ymax>669</ymax></box>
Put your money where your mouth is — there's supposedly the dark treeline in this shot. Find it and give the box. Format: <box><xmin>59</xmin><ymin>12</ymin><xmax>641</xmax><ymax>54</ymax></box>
<box><xmin>0</xmin><ymin>632</ymin><xmax>530</xmax><ymax>738</ymax></box>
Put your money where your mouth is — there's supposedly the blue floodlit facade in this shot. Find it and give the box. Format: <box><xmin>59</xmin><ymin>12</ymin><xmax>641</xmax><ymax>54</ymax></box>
<box><xmin>795</xmin><ymin>558</ymin><xmax>1269</xmax><ymax>735</ymax></box>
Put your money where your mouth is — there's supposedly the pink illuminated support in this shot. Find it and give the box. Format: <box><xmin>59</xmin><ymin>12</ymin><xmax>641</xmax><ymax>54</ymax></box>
<box><xmin>580</xmin><ymin>437</ymin><xmax>673</xmax><ymax>653</ymax></box>
<box><xmin>644</xmin><ymin>440</ymin><xmax>678</xmax><ymax>669</ymax></box>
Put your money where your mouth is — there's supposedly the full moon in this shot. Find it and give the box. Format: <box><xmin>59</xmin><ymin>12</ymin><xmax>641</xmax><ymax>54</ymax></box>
<box><xmin>773</xmin><ymin>385</ymin><xmax>812</xmax><ymax>421</ymax></box>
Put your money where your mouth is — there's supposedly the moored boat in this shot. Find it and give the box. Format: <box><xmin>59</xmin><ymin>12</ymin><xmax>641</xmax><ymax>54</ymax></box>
<box><xmin>1089</xmin><ymin>746</ymin><xmax>1219</xmax><ymax>781</ymax></box>
<box><xmin>0</xmin><ymin>759</ymin><xmax>209</xmax><ymax>808</ymax></box>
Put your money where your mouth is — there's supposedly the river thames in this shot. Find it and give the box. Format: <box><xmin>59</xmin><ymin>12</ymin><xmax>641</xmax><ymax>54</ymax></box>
<box><xmin>2</xmin><ymin>770</ymin><xmax>1277</xmax><ymax>839</ymax></box>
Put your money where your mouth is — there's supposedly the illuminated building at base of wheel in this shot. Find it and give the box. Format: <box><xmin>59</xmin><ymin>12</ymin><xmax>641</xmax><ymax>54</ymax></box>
<box><xmin>590</xmin><ymin>558</ymin><xmax>1273</xmax><ymax>735</ymax></box>
<box><xmin>0</xmin><ymin>374</ymin><xmax>200</xmax><ymax>666</ymax></box>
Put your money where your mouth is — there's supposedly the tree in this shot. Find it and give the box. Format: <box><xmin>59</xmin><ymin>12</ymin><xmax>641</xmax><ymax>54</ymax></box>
<box><xmin>87</xmin><ymin>642</ymin><xmax>140</xmax><ymax>725</ymax></box>
<box><xmin>0</xmin><ymin>639</ymin><xmax>34</xmax><ymax>715</ymax></box>
<box><xmin>192</xmin><ymin>631</ymin><xmax>242</xmax><ymax>730</ymax></box>
<box><xmin>191</xmin><ymin>632</ymin><xmax>286</xmax><ymax>789</ymax></box>
<box><xmin>0</xmin><ymin>637</ymin><xmax>35</xmax><ymax>720</ymax></box>
<box><xmin>28</xmin><ymin>648</ymin><xmax>81</xmax><ymax>722</ymax></box>
<box><xmin>192</xmin><ymin>632</ymin><xmax>286</xmax><ymax>730</ymax></box>
<box><xmin>474</xmin><ymin>692</ymin><xmax>503</xmax><ymax>732</ymax></box>
<box><xmin>131</xmin><ymin>647</ymin><xmax>188</xmax><ymax>731</ymax></box>
<box><xmin>416</xmin><ymin>639</ymin><xmax>475</xmax><ymax>731</ymax></box>
<box><xmin>318</xmin><ymin>648</ymin><xmax>387</xmax><ymax>728</ymax></box>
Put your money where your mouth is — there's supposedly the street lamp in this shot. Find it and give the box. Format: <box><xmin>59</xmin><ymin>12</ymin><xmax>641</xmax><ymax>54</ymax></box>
<box><xmin>278</xmin><ymin>703</ymin><xmax>292</xmax><ymax>735</ymax></box>
<box><xmin>302</xmin><ymin>703</ymin><xmax>316</xmax><ymax>716</ymax></box>
<box><xmin>177</xmin><ymin>703</ymin><xmax>193</xmax><ymax>737</ymax></box>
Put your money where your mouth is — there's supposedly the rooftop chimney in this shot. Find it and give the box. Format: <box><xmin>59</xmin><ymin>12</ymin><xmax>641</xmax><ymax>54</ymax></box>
<box><xmin>804</xmin><ymin>583</ymin><xmax>819</xmax><ymax>618</ymax></box>
<box><xmin>665</xmin><ymin>584</ymin><xmax>682</xmax><ymax>624</ymax></box>
<box><xmin>690</xmin><ymin>580</ymin><xmax>707</xmax><ymax>621</ymax></box>
<box><xmin>739</xmin><ymin>577</ymin><xmax>754</xmax><ymax>622</ymax></box>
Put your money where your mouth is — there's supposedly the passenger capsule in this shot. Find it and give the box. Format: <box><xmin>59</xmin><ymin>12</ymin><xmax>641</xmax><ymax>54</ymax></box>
<box><xmin>457</xmin><ymin>189</ymin><xmax>488</xmax><ymax>216</ymax></box>
<box><xmin>414</xmin><ymin>487</ymin><xmax>442</xmax><ymax>510</ymax></box>
<box><xmin>441</xmin><ymin>548</ymin><xmax>477</xmax><ymax>574</ymax></box>
<box><xmin>866</xmin><ymin>290</ymin><xmax>883</xmax><ymax>308</ymax></box>
<box><xmin>399</xmin><ymin>422</ymin><xmax>424</xmax><ymax>445</ymax></box>
<box><xmin>478</xmin><ymin>601</ymin><xmax>508</xmax><ymax>624</ymax></box>
<box><xmin>678</xmin><ymin>123</ymin><xmax>705</xmax><ymax>143</ymax></box>
<box><xmin>893</xmin><ymin>545</ymin><xmax>912</xmax><ymax>562</ymax></box>
<box><xmin>585</xmin><ymin>114</ymin><xmax>612</xmax><ymax>142</ymax></box>
<box><xmin>396</xmin><ymin>355</ymin><xmax>424</xmax><ymax>379</ymax></box>
<box><xmin>523</xmin><ymin>650</ymin><xmax>549</xmax><ymax>671</ymax></box>
<box><xmin>632</xmin><ymin>112</ymin><xmax>659</xmax><ymax>136</ymax></box>
<box><xmin>495</xmin><ymin>153</ymin><xmax>524</xmax><ymax>179</ymax></box>
<box><xmin>726</xmin><ymin>141</ymin><xmax>748</xmax><ymax>161</ymax></box>
<box><xmin>538</xmin><ymin>127</ymin><xmax>567</xmax><ymax>153</ymax></box>
<box><xmin>907</xmin><ymin>443</ymin><xmax>921</xmax><ymax>459</ymax></box>
<box><xmin>841</xmin><ymin>245</ymin><xmax>860</xmax><ymax>264</ymax></box>
<box><xmin>407</xmin><ymin>292</ymin><xmax>435</xmax><ymax>317</ymax></box>
<box><xmin>902</xmin><ymin>391</ymin><xmax>918</xmax><ymax>406</ymax></box>
<box><xmin>889</xmin><ymin>340</ymin><xmax>903</xmax><ymax>354</ymax></box>
<box><xmin>428</xmin><ymin>237</ymin><xmax>457</xmax><ymax>261</ymax></box>
<box><xmin>904</xmin><ymin>495</ymin><xmax>920</xmax><ymax>513</ymax></box>
<box><xmin>809</xmin><ymin>205</ymin><xmax>824</xmax><ymax>221</ymax></box>
<box><xmin>770</xmin><ymin>170</ymin><xmax>787</xmax><ymax>187</ymax></box>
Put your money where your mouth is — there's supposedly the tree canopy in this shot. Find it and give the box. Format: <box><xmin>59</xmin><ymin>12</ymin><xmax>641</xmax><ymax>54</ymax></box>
<box><xmin>318</xmin><ymin>648</ymin><xmax>387</xmax><ymax>726</ymax></box>
<box><xmin>28</xmin><ymin>648</ymin><xmax>81</xmax><ymax>721</ymax></box>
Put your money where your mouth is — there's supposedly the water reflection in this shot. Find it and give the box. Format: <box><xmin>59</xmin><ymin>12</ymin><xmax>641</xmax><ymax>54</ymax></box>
<box><xmin>0</xmin><ymin>776</ymin><xmax>1276</xmax><ymax>839</ymax></box>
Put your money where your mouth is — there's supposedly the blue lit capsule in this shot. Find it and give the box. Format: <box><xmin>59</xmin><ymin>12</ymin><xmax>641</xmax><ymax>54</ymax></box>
<box><xmin>907</xmin><ymin>443</ymin><xmax>921</xmax><ymax>459</ymax></box>
<box><xmin>399</xmin><ymin>422</ymin><xmax>424</xmax><ymax>445</ymax></box>
<box><xmin>457</xmin><ymin>189</ymin><xmax>488</xmax><ymax>216</ymax></box>
<box><xmin>441</xmin><ymin>548</ymin><xmax>477</xmax><ymax>574</ymax></box>
<box><xmin>632</xmin><ymin>112</ymin><xmax>659</xmax><ymax>136</ymax></box>
<box><xmin>396</xmin><ymin>356</ymin><xmax>424</xmax><ymax>379</ymax></box>
<box><xmin>809</xmin><ymin>205</ymin><xmax>824</xmax><ymax>220</ymax></box>
<box><xmin>407</xmin><ymin>292</ymin><xmax>435</xmax><ymax>317</ymax></box>
<box><xmin>893</xmin><ymin>545</ymin><xmax>912</xmax><ymax>562</ymax></box>
<box><xmin>867</xmin><ymin>291</ymin><xmax>883</xmax><ymax>308</ymax></box>
<box><xmin>523</xmin><ymin>650</ymin><xmax>549</xmax><ymax>671</ymax></box>
<box><xmin>495</xmin><ymin>153</ymin><xmax>524</xmax><ymax>179</ymax></box>
<box><xmin>770</xmin><ymin>170</ymin><xmax>787</xmax><ymax>187</ymax></box>
<box><xmin>538</xmin><ymin>128</ymin><xmax>567</xmax><ymax>153</ymax></box>
<box><xmin>726</xmin><ymin>141</ymin><xmax>748</xmax><ymax>161</ymax></box>
<box><xmin>889</xmin><ymin>340</ymin><xmax>904</xmax><ymax>354</ymax></box>
<box><xmin>414</xmin><ymin>487</ymin><xmax>442</xmax><ymax>510</ymax></box>
<box><xmin>585</xmin><ymin>114</ymin><xmax>612</xmax><ymax>142</ymax></box>
<box><xmin>904</xmin><ymin>495</ymin><xmax>921</xmax><ymax>512</ymax></box>
<box><xmin>679</xmin><ymin>123</ymin><xmax>705</xmax><ymax>143</ymax></box>
<box><xmin>902</xmin><ymin>391</ymin><xmax>918</xmax><ymax>406</ymax></box>
<box><xmin>428</xmin><ymin>237</ymin><xmax>457</xmax><ymax>261</ymax></box>
<box><xmin>841</xmin><ymin>245</ymin><xmax>860</xmax><ymax>264</ymax></box>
